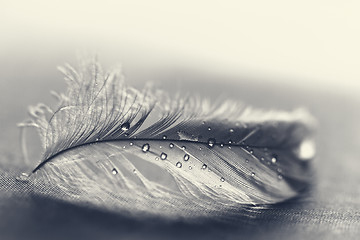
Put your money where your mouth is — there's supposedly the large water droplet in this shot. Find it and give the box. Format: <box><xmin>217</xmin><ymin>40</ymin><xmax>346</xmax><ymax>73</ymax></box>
<box><xmin>207</xmin><ymin>138</ymin><xmax>216</xmax><ymax>148</ymax></box>
<box><xmin>160</xmin><ymin>152</ymin><xmax>167</xmax><ymax>160</ymax></box>
<box><xmin>220</xmin><ymin>177</ymin><xmax>225</xmax><ymax>182</ymax></box>
<box><xmin>121</xmin><ymin>122</ymin><xmax>130</xmax><ymax>131</ymax></box>
<box><xmin>201</xmin><ymin>164</ymin><xmax>207</xmax><ymax>170</ymax></box>
<box><xmin>169</xmin><ymin>143</ymin><xmax>174</xmax><ymax>148</ymax></box>
<box><xmin>271</xmin><ymin>155</ymin><xmax>277</xmax><ymax>163</ymax></box>
<box><xmin>16</xmin><ymin>173</ymin><xmax>29</xmax><ymax>182</ymax></box>
<box><xmin>112</xmin><ymin>168</ymin><xmax>118</xmax><ymax>175</ymax></box>
<box><xmin>142</xmin><ymin>143</ymin><xmax>150</xmax><ymax>152</ymax></box>
<box><xmin>176</xmin><ymin>162</ymin><xmax>182</xmax><ymax>168</ymax></box>
<box><xmin>184</xmin><ymin>154</ymin><xmax>190</xmax><ymax>161</ymax></box>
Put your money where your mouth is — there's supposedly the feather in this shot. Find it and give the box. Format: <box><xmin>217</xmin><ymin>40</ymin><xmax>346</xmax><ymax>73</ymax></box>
<box><xmin>19</xmin><ymin>57</ymin><xmax>316</xmax><ymax>220</ymax></box>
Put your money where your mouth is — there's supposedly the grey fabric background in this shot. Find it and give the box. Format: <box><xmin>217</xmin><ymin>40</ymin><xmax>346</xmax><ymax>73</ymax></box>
<box><xmin>0</xmin><ymin>58</ymin><xmax>359</xmax><ymax>240</ymax></box>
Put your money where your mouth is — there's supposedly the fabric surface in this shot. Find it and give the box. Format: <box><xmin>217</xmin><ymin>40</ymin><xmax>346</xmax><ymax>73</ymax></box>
<box><xmin>0</xmin><ymin>68</ymin><xmax>359</xmax><ymax>240</ymax></box>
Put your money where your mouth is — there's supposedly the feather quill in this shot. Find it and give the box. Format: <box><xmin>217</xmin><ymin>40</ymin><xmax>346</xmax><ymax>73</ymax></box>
<box><xmin>19</xmin><ymin>57</ymin><xmax>316</xmax><ymax>220</ymax></box>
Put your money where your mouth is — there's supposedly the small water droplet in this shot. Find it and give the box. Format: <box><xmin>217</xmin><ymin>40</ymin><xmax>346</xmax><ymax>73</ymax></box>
<box><xmin>201</xmin><ymin>164</ymin><xmax>207</xmax><ymax>170</ymax></box>
<box><xmin>133</xmin><ymin>169</ymin><xmax>136</xmax><ymax>173</ymax></box>
<box><xmin>189</xmin><ymin>166</ymin><xmax>192</xmax><ymax>170</ymax></box>
<box><xmin>220</xmin><ymin>142</ymin><xmax>224</xmax><ymax>148</ymax></box>
<box><xmin>245</xmin><ymin>159</ymin><xmax>249</xmax><ymax>163</ymax></box>
<box><xmin>95</xmin><ymin>138</ymin><xmax>99</xmax><ymax>141</ymax></box>
<box><xmin>123</xmin><ymin>145</ymin><xmax>126</xmax><ymax>149</ymax></box>
<box><xmin>155</xmin><ymin>157</ymin><xmax>160</xmax><ymax>161</ymax></box>
<box><xmin>16</xmin><ymin>173</ymin><xmax>29</xmax><ymax>182</ymax></box>
<box><xmin>176</xmin><ymin>162</ymin><xmax>182</xmax><ymax>168</ymax></box>
<box><xmin>208</xmin><ymin>127</ymin><xmax>212</xmax><ymax>131</ymax></box>
<box><xmin>159</xmin><ymin>146</ymin><xmax>163</xmax><ymax>149</ymax></box>
<box><xmin>249</xmin><ymin>149</ymin><xmax>254</xmax><ymax>154</ymax></box>
<box><xmin>277</xmin><ymin>168</ymin><xmax>282</xmax><ymax>173</ymax></box>
<box><xmin>142</xmin><ymin>143</ymin><xmax>150</xmax><ymax>152</ymax></box>
<box><xmin>220</xmin><ymin>177</ymin><xmax>225</xmax><ymax>182</ymax></box>
<box><xmin>129</xmin><ymin>142</ymin><xmax>134</xmax><ymax>146</ymax></box>
<box><xmin>278</xmin><ymin>174</ymin><xmax>283</xmax><ymax>180</ymax></box>
<box><xmin>229</xmin><ymin>128</ymin><xmax>234</xmax><ymax>133</ymax></box>
<box><xmin>228</xmin><ymin>146</ymin><xmax>232</xmax><ymax>149</ymax></box>
<box><xmin>251</xmin><ymin>172</ymin><xmax>256</xmax><ymax>177</ymax></box>
<box><xmin>271</xmin><ymin>155</ymin><xmax>277</xmax><ymax>163</ymax></box>
<box><xmin>169</xmin><ymin>143</ymin><xmax>174</xmax><ymax>148</ymax></box>
<box><xmin>260</xmin><ymin>157</ymin><xmax>265</xmax><ymax>161</ymax></box>
<box><xmin>199</xmin><ymin>147</ymin><xmax>202</xmax><ymax>150</ymax></box>
<box><xmin>124</xmin><ymin>133</ymin><xmax>129</xmax><ymax>137</ymax></box>
<box><xmin>202</xmin><ymin>121</ymin><xmax>206</xmax><ymax>125</ymax></box>
<box><xmin>121</xmin><ymin>122</ymin><xmax>130</xmax><ymax>131</ymax></box>
<box><xmin>112</xmin><ymin>168</ymin><xmax>118</xmax><ymax>175</ymax></box>
<box><xmin>181</xmin><ymin>146</ymin><xmax>186</xmax><ymax>150</ymax></box>
<box><xmin>162</xmin><ymin>135</ymin><xmax>167</xmax><ymax>139</ymax></box>
<box><xmin>207</xmin><ymin>138</ymin><xmax>216</xmax><ymax>148</ymax></box>
<box><xmin>160</xmin><ymin>152</ymin><xmax>167</xmax><ymax>160</ymax></box>
<box><xmin>184</xmin><ymin>154</ymin><xmax>190</xmax><ymax>161</ymax></box>
<box><xmin>228</xmin><ymin>140</ymin><xmax>233</xmax><ymax>144</ymax></box>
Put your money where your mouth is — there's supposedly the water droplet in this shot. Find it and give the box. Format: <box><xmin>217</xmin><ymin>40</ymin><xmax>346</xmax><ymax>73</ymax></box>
<box><xmin>207</xmin><ymin>138</ymin><xmax>216</xmax><ymax>148</ymax></box>
<box><xmin>201</xmin><ymin>164</ymin><xmax>207</xmax><ymax>170</ymax></box>
<box><xmin>208</xmin><ymin>127</ymin><xmax>212</xmax><ymax>131</ymax></box>
<box><xmin>181</xmin><ymin>146</ymin><xmax>186</xmax><ymax>150</ymax></box>
<box><xmin>260</xmin><ymin>157</ymin><xmax>265</xmax><ymax>161</ymax></box>
<box><xmin>220</xmin><ymin>177</ymin><xmax>225</xmax><ymax>182</ymax></box>
<box><xmin>155</xmin><ymin>157</ymin><xmax>160</xmax><ymax>161</ymax></box>
<box><xmin>169</xmin><ymin>143</ymin><xmax>174</xmax><ymax>148</ymax></box>
<box><xmin>159</xmin><ymin>146</ymin><xmax>163</xmax><ymax>149</ymax></box>
<box><xmin>129</xmin><ymin>142</ymin><xmax>134</xmax><ymax>146</ymax></box>
<box><xmin>95</xmin><ymin>138</ymin><xmax>99</xmax><ymax>141</ymax></box>
<box><xmin>278</xmin><ymin>174</ymin><xmax>283</xmax><ymax>180</ymax></box>
<box><xmin>112</xmin><ymin>168</ymin><xmax>118</xmax><ymax>175</ymax></box>
<box><xmin>184</xmin><ymin>154</ymin><xmax>190</xmax><ymax>161</ymax></box>
<box><xmin>249</xmin><ymin>149</ymin><xmax>254</xmax><ymax>154</ymax></box>
<box><xmin>133</xmin><ymin>169</ymin><xmax>136</xmax><ymax>173</ymax></box>
<box><xmin>160</xmin><ymin>152</ymin><xmax>167</xmax><ymax>160</ymax></box>
<box><xmin>251</xmin><ymin>172</ymin><xmax>256</xmax><ymax>177</ymax></box>
<box><xmin>229</xmin><ymin>128</ymin><xmax>234</xmax><ymax>133</ymax></box>
<box><xmin>199</xmin><ymin>147</ymin><xmax>202</xmax><ymax>150</ymax></box>
<box><xmin>228</xmin><ymin>140</ymin><xmax>233</xmax><ymax>144</ymax></box>
<box><xmin>277</xmin><ymin>168</ymin><xmax>282</xmax><ymax>173</ymax></box>
<box><xmin>16</xmin><ymin>173</ymin><xmax>29</xmax><ymax>182</ymax></box>
<box><xmin>123</xmin><ymin>145</ymin><xmax>126</xmax><ymax>149</ymax></box>
<box><xmin>121</xmin><ymin>122</ymin><xmax>130</xmax><ymax>131</ymax></box>
<box><xmin>176</xmin><ymin>162</ymin><xmax>182</xmax><ymax>168</ymax></box>
<box><xmin>189</xmin><ymin>166</ymin><xmax>192</xmax><ymax>170</ymax></box>
<box><xmin>245</xmin><ymin>159</ymin><xmax>249</xmax><ymax>163</ymax></box>
<box><xmin>228</xmin><ymin>146</ymin><xmax>232</xmax><ymax>149</ymax></box>
<box><xmin>142</xmin><ymin>143</ymin><xmax>150</xmax><ymax>152</ymax></box>
<box><xmin>271</xmin><ymin>155</ymin><xmax>277</xmax><ymax>163</ymax></box>
<box><xmin>124</xmin><ymin>133</ymin><xmax>129</xmax><ymax>137</ymax></box>
<box><xmin>162</xmin><ymin>135</ymin><xmax>167</xmax><ymax>139</ymax></box>
<box><xmin>220</xmin><ymin>142</ymin><xmax>224</xmax><ymax>148</ymax></box>
<box><xmin>202</xmin><ymin>121</ymin><xmax>206</xmax><ymax>125</ymax></box>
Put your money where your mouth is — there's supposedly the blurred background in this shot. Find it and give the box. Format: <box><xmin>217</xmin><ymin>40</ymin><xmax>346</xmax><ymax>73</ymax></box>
<box><xmin>1</xmin><ymin>1</ymin><xmax>359</xmax><ymax>239</ymax></box>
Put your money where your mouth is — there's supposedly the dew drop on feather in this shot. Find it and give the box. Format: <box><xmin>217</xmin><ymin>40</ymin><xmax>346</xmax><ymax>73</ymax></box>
<box><xmin>176</xmin><ymin>162</ymin><xmax>182</xmax><ymax>168</ymax></box>
<box><xmin>169</xmin><ymin>143</ymin><xmax>174</xmax><ymax>148</ymax></box>
<box><xmin>16</xmin><ymin>173</ymin><xmax>29</xmax><ymax>183</ymax></box>
<box><xmin>207</xmin><ymin>138</ymin><xmax>216</xmax><ymax>148</ymax></box>
<box><xmin>251</xmin><ymin>172</ymin><xmax>256</xmax><ymax>177</ymax></box>
<box><xmin>189</xmin><ymin>166</ymin><xmax>192</xmax><ymax>170</ymax></box>
<box><xmin>184</xmin><ymin>154</ymin><xmax>190</xmax><ymax>161</ymax></box>
<box><xmin>220</xmin><ymin>142</ymin><xmax>224</xmax><ymax>148</ymax></box>
<box><xmin>229</xmin><ymin>128</ymin><xmax>234</xmax><ymax>133</ymax></box>
<box><xmin>111</xmin><ymin>168</ymin><xmax>118</xmax><ymax>175</ymax></box>
<box><xmin>162</xmin><ymin>135</ymin><xmax>167</xmax><ymax>139</ymax></box>
<box><xmin>208</xmin><ymin>127</ymin><xmax>211</xmax><ymax>131</ymax></box>
<box><xmin>201</xmin><ymin>164</ymin><xmax>207</xmax><ymax>170</ymax></box>
<box><xmin>181</xmin><ymin>146</ymin><xmax>186</xmax><ymax>150</ymax></box>
<box><xmin>121</xmin><ymin>122</ymin><xmax>130</xmax><ymax>131</ymax></box>
<box><xmin>160</xmin><ymin>152</ymin><xmax>167</xmax><ymax>160</ymax></box>
<box><xmin>220</xmin><ymin>177</ymin><xmax>225</xmax><ymax>182</ymax></box>
<box><xmin>129</xmin><ymin>142</ymin><xmax>134</xmax><ymax>146</ymax></box>
<box><xmin>271</xmin><ymin>155</ymin><xmax>277</xmax><ymax>163</ymax></box>
<box><xmin>142</xmin><ymin>143</ymin><xmax>150</xmax><ymax>152</ymax></box>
